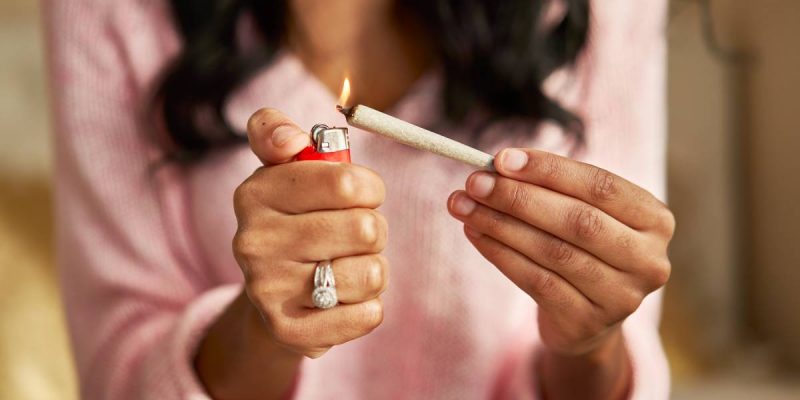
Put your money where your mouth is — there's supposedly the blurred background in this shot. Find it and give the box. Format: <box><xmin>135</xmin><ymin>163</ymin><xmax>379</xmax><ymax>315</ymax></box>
<box><xmin>0</xmin><ymin>0</ymin><xmax>798</xmax><ymax>398</ymax></box>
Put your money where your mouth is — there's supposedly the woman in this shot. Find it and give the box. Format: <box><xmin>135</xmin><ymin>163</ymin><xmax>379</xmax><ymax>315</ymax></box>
<box><xmin>46</xmin><ymin>0</ymin><xmax>673</xmax><ymax>398</ymax></box>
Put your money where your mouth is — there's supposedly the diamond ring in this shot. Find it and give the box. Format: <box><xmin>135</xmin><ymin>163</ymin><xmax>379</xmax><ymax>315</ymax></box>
<box><xmin>312</xmin><ymin>260</ymin><xmax>338</xmax><ymax>309</ymax></box>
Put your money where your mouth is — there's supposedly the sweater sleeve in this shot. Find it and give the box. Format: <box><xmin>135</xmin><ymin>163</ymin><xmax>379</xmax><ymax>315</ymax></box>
<box><xmin>496</xmin><ymin>0</ymin><xmax>671</xmax><ymax>398</ymax></box>
<box><xmin>45</xmin><ymin>1</ymin><xmax>240</xmax><ymax>398</ymax></box>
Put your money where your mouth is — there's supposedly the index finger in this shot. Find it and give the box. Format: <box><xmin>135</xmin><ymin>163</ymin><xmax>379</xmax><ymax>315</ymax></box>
<box><xmin>247</xmin><ymin>108</ymin><xmax>312</xmax><ymax>165</ymax></box>
<box><xmin>493</xmin><ymin>148</ymin><xmax>666</xmax><ymax>231</ymax></box>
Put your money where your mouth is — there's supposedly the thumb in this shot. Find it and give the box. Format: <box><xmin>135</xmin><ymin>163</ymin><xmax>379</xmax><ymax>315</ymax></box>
<box><xmin>246</xmin><ymin>108</ymin><xmax>312</xmax><ymax>165</ymax></box>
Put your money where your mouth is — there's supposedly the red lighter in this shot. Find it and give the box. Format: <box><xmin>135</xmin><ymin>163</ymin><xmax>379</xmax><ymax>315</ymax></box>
<box><xmin>296</xmin><ymin>124</ymin><xmax>351</xmax><ymax>163</ymax></box>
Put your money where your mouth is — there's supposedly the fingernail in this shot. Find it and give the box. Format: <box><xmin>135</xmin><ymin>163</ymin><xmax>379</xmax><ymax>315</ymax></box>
<box><xmin>452</xmin><ymin>193</ymin><xmax>477</xmax><ymax>216</ymax></box>
<box><xmin>500</xmin><ymin>149</ymin><xmax>528</xmax><ymax>171</ymax></box>
<box><xmin>272</xmin><ymin>125</ymin><xmax>300</xmax><ymax>147</ymax></box>
<box><xmin>468</xmin><ymin>173</ymin><xmax>495</xmax><ymax>198</ymax></box>
<box><xmin>464</xmin><ymin>225</ymin><xmax>483</xmax><ymax>239</ymax></box>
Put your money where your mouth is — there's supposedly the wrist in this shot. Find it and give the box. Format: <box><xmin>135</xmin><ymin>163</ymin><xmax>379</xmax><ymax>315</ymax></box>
<box><xmin>195</xmin><ymin>289</ymin><xmax>302</xmax><ymax>400</ymax></box>
<box><xmin>538</xmin><ymin>327</ymin><xmax>632</xmax><ymax>400</ymax></box>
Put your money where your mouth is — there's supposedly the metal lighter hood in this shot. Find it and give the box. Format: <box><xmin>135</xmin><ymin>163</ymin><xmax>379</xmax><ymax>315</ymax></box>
<box><xmin>311</xmin><ymin>124</ymin><xmax>350</xmax><ymax>153</ymax></box>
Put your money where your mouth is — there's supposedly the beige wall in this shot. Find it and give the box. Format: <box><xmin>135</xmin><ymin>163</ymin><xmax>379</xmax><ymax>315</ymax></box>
<box><xmin>665</xmin><ymin>1</ymin><xmax>742</xmax><ymax>373</ymax></box>
<box><xmin>664</xmin><ymin>0</ymin><xmax>800</xmax><ymax>380</ymax></box>
<box><xmin>0</xmin><ymin>1</ymin><xmax>78</xmax><ymax>399</ymax></box>
<box><xmin>737</xmin><ymin>0</ymin><xmax>800</xmax><ymax>366</ymax></box>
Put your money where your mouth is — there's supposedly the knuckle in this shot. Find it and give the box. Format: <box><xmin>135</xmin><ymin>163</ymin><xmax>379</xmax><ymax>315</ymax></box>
<box><xmin>614</xmin><ymin>288</ymin><xmax>644</xmax><ymax>318</ymax></box>
<box><xmin>568</xmin><ymin>205</ymin><xmax>603</xmax><ymax>240</ymax></box>
<box><xmin>616</xmin><ymin>232</ymin><xmax>636</xmax><ymax>250</ymax></box>
<box><xmin>331</xmin><ymin>164</ymin><xmax>358</xmax><ymax>202</ymax></box>
<box><xmin>364</xmin><ymin>256</ymin><xmax>389</xmax><ymax>296</ymax></box>
<box><xmin>233</xmin><ymin>186</ymin><xmax>248</xmax><ymax>217</ymax></box>
<box><xmin>360</xmin><ymin>301</ymin><xmax>384</xmax><ymax>332</ymax></box>
<box><xmin>233</xmin><ymin>177</ymin><xmax>257</xmax><ymax>211</ymax></box>
<box><xmin>508</xmin><ymin>184</ymin><xmax>532</xmax><ymax>214</ymax></box>
<box><xmin>588</xmin><ymin>168</ymin><xmax>617</xmax><ymax>202</ymax></box>
<box><xmin>647</xmin><ymin>257</ymin><xmax>672</xmax><ymax>289</ymax></box>
<box><xmin>529</xmin><ymin>270</ymin><xmax>558</xmax><ymax>297</ymax></box>
<box><xmin>576</xmin><ymin>259</ymin><xmax>604</xmax><ymax>285</ymax></box>
<box><xmin>233</xmin><ymin>168</ymin><xmax>270</xmax><ymax>216</ymax></box>
<box><xmin>655</xmin><ymin>205</ymin><xmax>676</xmax><ymax>237</ymax></box>
<box><xmin>353</xmin><ymin>211</ymin><xmax>387</xmax><ymax>251</ymax></box>
<box><xmin>355</xmin><ymin>212</ymin><xmax>378</xmax><ymax>244</ymax></box>
<box><xmin>233</xmin><ymin>182</ymin><xmax>249</xmax><ymax>206</ymax></box>
<box><xmin>545</xmin><ymin>238</ymin><xmax>576</xmax><ymax>267</ymax></box>
<box><xmin>232</xmin><ymin>229</ymin><xmax>260</xmax><ymax>260</ymax></box>
<box><xmin>234</xmin><ymin>235</ymin><xmax>255</xmax><ymax>281</ymax></box>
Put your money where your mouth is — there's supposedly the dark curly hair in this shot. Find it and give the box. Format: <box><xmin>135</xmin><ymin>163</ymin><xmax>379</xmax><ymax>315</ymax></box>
<box><xmin>157</xmin><ymin>0</ymin><xmax>589</xmax><ymax>155</ymax></box>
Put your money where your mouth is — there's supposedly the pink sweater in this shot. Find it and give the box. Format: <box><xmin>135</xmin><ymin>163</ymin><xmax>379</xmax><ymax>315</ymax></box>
<box><xmin>46</xmin><ymin>0</ymin><xmax>670</xmax><ymax>398</ymax></box>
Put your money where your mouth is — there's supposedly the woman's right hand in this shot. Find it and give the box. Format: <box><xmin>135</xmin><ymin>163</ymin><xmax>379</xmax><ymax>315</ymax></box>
<box><xmin>233</xmin><ymin>108</ymin><xmax>389</xmax><ymax>359</ymax></box>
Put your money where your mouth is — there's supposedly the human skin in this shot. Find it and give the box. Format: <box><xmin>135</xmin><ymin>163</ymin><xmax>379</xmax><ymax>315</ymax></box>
<box><xmin>195</xmin><ymin>1</ymin><xmax>675</xmax><ymax>399</ymax></box>
<box><xmin>197</xmin><ymin>111</ymin><xmax>674</xmax><ymax>400</ymax></box>
<box><xmin>195</xmin><ymin>109</ymin><xmax>392</xmax><ymax>399</ymax></box>
<box><xmin>447</xmin><ymin>149</ymin><xmax>674</xmax><ymax>399</ymax></box>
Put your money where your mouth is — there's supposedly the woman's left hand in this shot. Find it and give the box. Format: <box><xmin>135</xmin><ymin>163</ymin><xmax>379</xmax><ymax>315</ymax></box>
<box><xmin>448</xmin><ymin>148</ymin><xmax>675</xmax><ymax>356</ymax></box>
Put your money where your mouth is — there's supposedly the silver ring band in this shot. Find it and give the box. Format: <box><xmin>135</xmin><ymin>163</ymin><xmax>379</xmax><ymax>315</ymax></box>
<box><xmin>312</xmin><ymin>260</ymin><xmax>338</xmax><ymax>309</ymax></box>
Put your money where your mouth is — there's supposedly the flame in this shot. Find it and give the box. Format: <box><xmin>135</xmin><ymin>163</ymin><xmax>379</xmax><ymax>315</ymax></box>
<box><xmin>338</xmin><ymin>77</ymin><xmax>351</xmax><ymax>107</ymax></box>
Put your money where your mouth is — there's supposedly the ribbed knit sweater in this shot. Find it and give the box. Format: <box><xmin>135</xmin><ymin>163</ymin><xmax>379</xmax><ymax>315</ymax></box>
<box><xmin>46</xmin><ymin>0</ymin><xmax>670</xmax><ymax>398</ymax></box>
